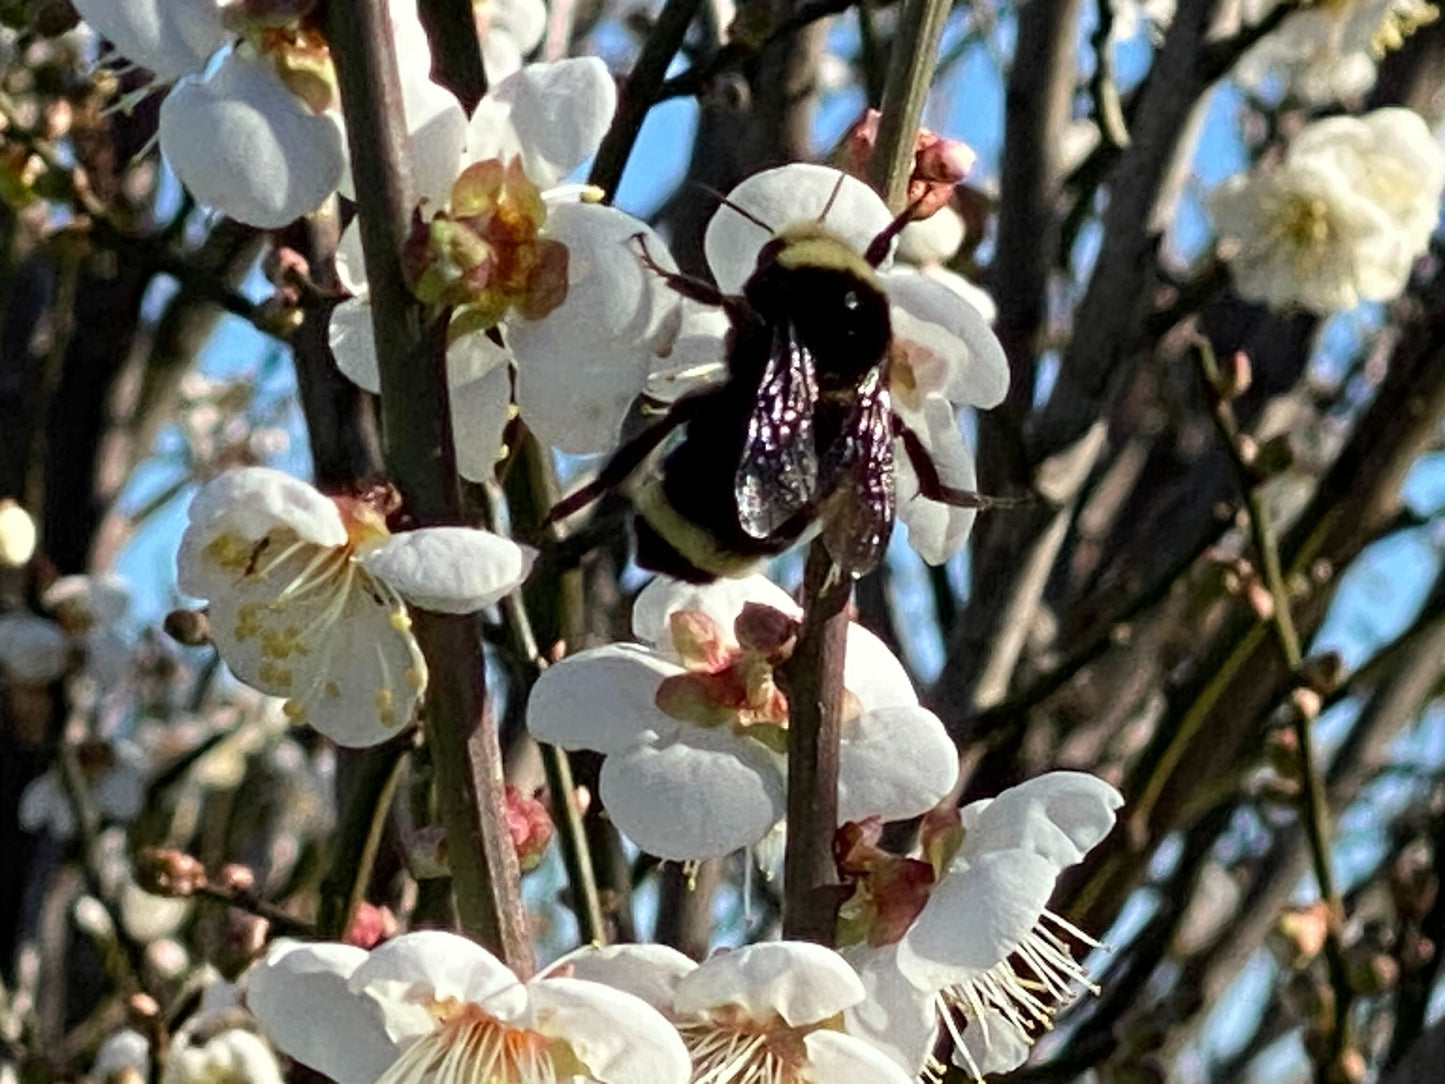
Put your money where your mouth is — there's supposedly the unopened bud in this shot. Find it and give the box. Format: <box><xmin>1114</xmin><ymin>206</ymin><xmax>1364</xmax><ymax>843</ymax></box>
<box><xmin>1275</xmin><ymin>901</ymin><xmax>1331</xmax><ymax>967</ymax></box>
<box><xmin>216</xmin><ymin>863</ymin><xmax>255</xmax><ymax>895</ymax></box>
<box><xmin>0</xmin><ymin>498</ymin><xmax>37</xmax><ymax>567</ymax></box>
<box><xmin>1296</xmin><ymin>652</ymin><xmax>1344</xmax><ymax>696</ymax></box>
<box><xmin>135</xmin><ymin>847</ymin><xmax>208</xmax><ymax>897</ymax></box>
<box><xmin>344</xmin><ymin>902</ymin><xmax>399</xmax><ymax>949</ymax></box>
<box><xmin>506</xmin><ymin>786</ymin><xmax>554</xmax><ymax>872</ymax></box>
<box><xmin>164</xmin><ymin>608</ymin><xmax>211</xmax><ymax>646</ymax></box>
<box><xmin>126</xmin><ymin>992</ymin><xmax>161</xmax><ymax>1021</ymax></box>
<box><xmin>1218</xmin><ymin>351</ymin><xmax>1253</xmax><ymax>400</ymax></box>
<box><xmin>1290</xmin><ymin>686</ymin><xmax>1322</xmax><ymax>722</ymax></box>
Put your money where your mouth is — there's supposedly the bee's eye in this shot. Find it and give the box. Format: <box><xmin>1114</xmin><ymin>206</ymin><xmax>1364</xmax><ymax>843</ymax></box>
<box><xmin>843</xmin><ymin>291</ymin><xmax>860</xmax><ymax>311</ymax></box>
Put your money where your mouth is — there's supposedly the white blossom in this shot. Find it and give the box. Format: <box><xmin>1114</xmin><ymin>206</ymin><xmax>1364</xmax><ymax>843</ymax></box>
<box><xmin>841</xmin><ymin>773</ymin><xmax>1123</xmax><ymax>1080</ymax></box>
<box><xmin>161</xmin><ymin>1028</ymin><xmax>284</xmax><ymax>1084</ymax></box>
<box><xmin>563</xmin><ymin>941</ymin><xmax>914</xmax><ymax>1083</ymax></box>
<box><xmin>702</xmin><ymin>164</ymin><xmax>1009</xmax><ymax>565</ymax></box>
<box><xmin>72</xmin><ymin>0</ymin><xmax>465</xmax><ymax>227</ymax></box>
<box><xmin>527</xmin><ymin>574</ymin><xmax>958</xmax><ymax>860</ymax></box>
<box><xmin>330</xmin><ymin>58</ymin><xmax>683</xmax><ymax>465</ymax></box>
<box><xmin>176</xmin><ymin>467</ymin><xmax>532</xmax><ymax>747</ymax></box>
<box><xmin>243</xmin><ymin>931</ymin><xmax>692</xmax><ymax>1084</ymax></box>
<box><xmin>19</xmin><ymin>739</ymin><xmax>147</xmax><ymax>840</ymax></box>
<box><xmin>1211</xmin><ymin>107</ymin><xmax>1445</xmax><ymax>313</ymax></box>
<box><xmin>1235</xmin><ymin>0</ymin><xmax>1438</xmax><ymax>103</ymax></box>
<box><xmin>94</xmin><ymin>1029</ymin><xmax>151</xmax><ymax>1084</ymax></box>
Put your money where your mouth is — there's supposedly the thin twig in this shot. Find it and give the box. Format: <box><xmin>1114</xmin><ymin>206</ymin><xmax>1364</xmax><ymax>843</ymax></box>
<box><xmin>589</xmin><ymin>0</ymin><xmax>704</xmax><ymax>199</ymax></box>
<box><xmin>867</xmin><ymin>0</ymin><xmax>952</xmax><ymax>207</ymax></box>
<box><xmin>316</xmin><ymin>738</ymin><xmax>412</xmax><ymax>938</ymax></box>
<box><xmin>1193</xmin><ymin>337</ymin><xmax>1350</xmax><ymax>1076</ymax></box>
<box><xmin>1088</xmin><ymin>0</ymin><xmax>1130</xmax><ymax>148</ymax></box>
<box><xmin>324</xmin><ymin>0</ymin><xmax>533</xmax><ymax>973</ymax></box>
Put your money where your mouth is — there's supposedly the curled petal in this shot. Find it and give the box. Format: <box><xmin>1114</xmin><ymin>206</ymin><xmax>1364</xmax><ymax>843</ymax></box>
<box><xmin>803</xmin><ymin>1030</ymin><xmax>917</xmax><ymax>1084</ymax></box>
<box><xmin>523</xmin><ymin>978</ymin><xmax>692</xmax><ymax>1084</ymax></box>
<box><xmin>160</xmin><ymin>50</ymin><xmax>345</xmax><ymax>228</ymax></box>
<box><xmin>449</xmin><ymin>336</ymin><xmax>515</xmax><ymax>482</ymax></box>
<box><xmin>329</xmin><ymin>297</ymin><xmax>382</xmax><ymax>393</ymax></box>
<box><xmin>244</xmin><ymin>941</ymin><xmax>400</xmax><ymax>1084</ymax></box>
<box><xmin>673</xmin><ymin>941</ymin><xmax>864</xmax><ymax>1026</ymax></box>
<box><xmin>838</xmin><ymin>705</ymin><xmax>958</xmax><ymax>824</ymax></box>
<box><xmin>599</xmin><ymin>728</ymin><xmax>784</xmax><ymax>859</ymax></box>
<box><xmin>959</xmin><ymin>770</ymin><xmax>1123</xmax><ymax>869</ymax></box>
<box><xmin>556</xmin><ymin>943</ymin><xmax>695</xmax><ymax>1013</ymax></box>
<box><xmin>632</xmin><ymin>574</ymin><xmax>799</xmax><ymax>654</ymax></box>
<box><xmin>349</xmin><ymin>931</ymin><xmax>520</xmax><ymax>1016</ymax></box>
<box><xmin>704</xmin><ymin>164</ymin><xmax>893</xmax><ymax>295</ymax></box>
<box><xmin>844</xmin><ymin>946</ymin><xmax>940</xmax><ymax>1076</ymax></box>
<box><xmin>527</xmin><ymin>644</ymin><xmax>684</xmax><ymax>753</ymax></box>
<box><xmin>510</xmin><ymin>206</ymin><xmax>677</xmax><ymax>454</ymax></box>
<box><xmin>467</xmin><ymin>58</ymin><xmax>617</xmax><ymax>188</ymax></box>
<box><xmin>894</xmin><ymin>397</ymin><xmax>979</xmax><ymax>566</ymax></box>
<box><xmin>362</xmin><ymin>528</ymin><xmax>532</xmax><ymax>613</ymax></box>
<box><xmin>842</xmin><ymin>623</ymin><xmax>917</xmax><ymax>710</ymax></box>
<box><xmin>883</xmin><ymin>267</ymin><xmax>1008</xmax><ymax>409</ymax></box>
<box><xmin>73</xmin><ymin>0</ymin><xmax>228</xmax><ymax>82</ymax></box>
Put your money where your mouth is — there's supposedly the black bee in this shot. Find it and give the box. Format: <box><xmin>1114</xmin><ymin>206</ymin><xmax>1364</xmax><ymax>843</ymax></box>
<box><xmin>546</xmin><ymin>190</ymin><xmax>1007</xmax><ymax>583</ymax></box>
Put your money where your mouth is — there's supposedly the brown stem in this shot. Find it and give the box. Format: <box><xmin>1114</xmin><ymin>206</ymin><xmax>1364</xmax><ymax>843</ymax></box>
<box><xmin>323</xmin><ymin>0</ymin><xmax>532</xmax><ymax>972</ymax></box>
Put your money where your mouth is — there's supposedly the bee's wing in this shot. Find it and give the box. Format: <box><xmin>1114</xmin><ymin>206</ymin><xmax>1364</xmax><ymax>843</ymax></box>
<box><xmin>820</xmin><ymin>367</ymin><xmax>896</xmax><ymax>578</ymax></box>
<box><xmin>733</xmin><ymin>321</ymin><xmax>821</xmax><ymax>540</ymax></box>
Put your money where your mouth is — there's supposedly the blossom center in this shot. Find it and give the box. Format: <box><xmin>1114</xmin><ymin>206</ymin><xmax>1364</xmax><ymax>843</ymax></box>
<box><xmin>679</xmin><ymin>1009</ymin><xmax>818</xmax><ymax>1084</ymax></box>
<box><xmin>376</xmin><ymin>1001</ymin><xmax>579</xmax><ymax>1084</ymax></box>
<box><xmin>931</xmin><ymin>909</ymin><xmax>1099</xmax><ymax>1084</ymax></box>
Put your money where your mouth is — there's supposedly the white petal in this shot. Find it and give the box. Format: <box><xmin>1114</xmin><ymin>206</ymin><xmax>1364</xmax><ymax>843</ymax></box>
<box><xmin>182</xmin><ymin>468</ymin><xmax>347</xmax><ymax>551</ymax></box>
<box><xmin>704</xmin><ymin>164</ymin><xmax>893</xmax><ymax>294</ymax></box>
<box><xmin>837</xmin><ymin>705</ymin><xmax>957</xmax><ymax>823</ymax></box>
<box><xmin>922</xmin><ymin>265</ymin><xmax>998</xmax><ymax>324</ymax></box>
<box><xmin>484</xmin><ymin>0</ymin><xmax>548</xmax><ymax>61</ymax></box>
<box><xmin>350</xmin><ymin>930</ymin><xmax>520</xmax><ymax>1010</ymax></box>
<box><xmin>468</xmin><ymin>58</ymin><xmax>617</xmax><ymax>188</ymax></box>
<box><xmin>959</xmin><ymin>771</ymin><xmax>1123</xmax><ymax>869</ymax></box>
<box><xmin>843</xmin><ymin>946</ymin><xmax>939</xmax><ymax>1076</ymax></box>
<box><xmin>803</xmin><ymin>1030</ymin><xmax>917</xmax><ymax>1084</ymax></box>
<box><xmin>644</xmin><ymin>299</ymin><xmax>729</xmax><ymax>402</ymax></box>
<box><xmin>842</xmin><ymin>623</ymin><xmax>916</xmax><ymax>710</ymax></box>
<box><xmin>42</xmin><ymin>573</ymin><xmax>131</xmax><ymax>625</ymax></box>
<box><xmin>897</xmin><ymin>206</ymin><xmax>965</xmax><ymax>266</ymax></box>
<box><xmin>673</xmin><ymin>941</ymin><xmax>864</xmax><ymax>1026</ymax></box>
<box><xmin>883</xmin><ymin>267</ymin><xmax>1008</xmax><ymax>409</ymax></box>
<box><xmin>73</xmin><ymin>0</ymin><xmax>227</xmax><ymax>82</ymax></box>
<box><xmin>19</xmin><ymin>772</ymin><xmax>75</xmax><ymax>837</ymax></box>
<box><xmin>448</xmin><ymin>334</ymin><xmax>514</xmax><ymax>481</ymax></box>
<box><xmin>525</xmin><ymin>978</ymin><xmax>692</xmax><ymax>1084</ymax></box>
<box><xmin>363</xmin><ymin>528</ymin><xmax>532</xmax><ymax>613</ymax></box>
<box><xmin>160</xmin><ymin>50</ymin><xmax>346</xmax><ymax>228</ymax></box>
<box><xmin>600</xmin><ymin>728</ymin><xmax>784</xmax><ymax>859</ymax></box>
<box><xmin>631</xmin><ymin>574</ymin><xmax>799</xmax><ymax>654</ymax></box>
<box><xmin>555</xmin><ymin>943</ymin><xmax>695</xmax><ymax>1012</ymax></box>
<box><xmin>394</xmin><ymin>4</ymin><xmax>468</xmax><ymax>208</ymax></box>
<box><xmin>510</xmin><ymin>206</ymin><xmax>677</xmax><ymax>454</ymax></box>
<box><xmin>526</xmin><ymin>644</ymin><xmax>683</xmax><ymax>753</ymax></box>
<box><xmin>244</xmin><ymin>941</ymin><xmax>400</xmax><ymax>1084</ymax></box>
<box><xmin>894</xmin><ymin>397</ymin><xmax>978</xmax><ymax>566</ymax></box>
<box><xmin>335</xmin><ymin>220</ymin><xmax>370</xmax><ymax>296</ymax></box>
<box><xmin>0</xmin><ymin>614</ymin><xmax>69</xmax><ymax>683</ymax></box>
<box><xmin>329</xmin><ymin>297</ymin><xmax>382</xmax><ymax>393</ymax></box>
<box><xmin>896</xmin><ymin>848</ymin><xmax>1058</xmax><ymax>990</ymax></box>
<box><xmin>193</xmin><ymin>541</ymin><xmax>426</xmax><ymax>748</ymax></box>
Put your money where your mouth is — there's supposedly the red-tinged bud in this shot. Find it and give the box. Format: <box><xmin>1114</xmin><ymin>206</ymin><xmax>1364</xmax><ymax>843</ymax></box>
<box><xmin>838</xmin><ymin>109</ymin><xmax>977</xmax><ymax>219</ymax></box>
<box><xmin>217</xmin><ymin>863</ymin><xmax>256</xmax><ymax>895</ymax></box>
<box><xmin>734</xmin><ymin>603</ymin><xmax>799</xmax><ymax>659</ymax></box>
<box><xmin>136</xmin><ymin>848</ymin><xmax>208</xmax><ymax>898</ymax></box>
<box><xmin>345</xmin><ymin>902</ymin><xmax>399</xmax><ymax>949</ymax></box>
<box><xmin>505</xmin><ymin>786</ymin><xmax>554</xmax><ymax>872</ymax></box>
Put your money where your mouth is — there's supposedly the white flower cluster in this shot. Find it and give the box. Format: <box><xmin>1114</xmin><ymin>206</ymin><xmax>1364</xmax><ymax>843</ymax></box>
<box><xmin>1235</xmin><ymin>0</ymin><xmax>1438</xmax><ymax>104</ymax></box>
<box><xmin>1210</xmin><ymin>107</ymin><xmax>1445</xmax><ymax>313</ymax></box>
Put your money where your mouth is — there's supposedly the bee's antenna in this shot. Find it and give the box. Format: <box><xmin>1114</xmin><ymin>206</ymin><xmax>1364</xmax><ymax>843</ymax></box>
<box><xmin>692</xmin><ymin>183</ymin><xmax>775</xmax><ymax>235</ymax></box>
<box><xmin>816</xmin><ymin>171</ymin><xmax>849</xmax><ymax>224</ymax></box>
<box><xmin>864</xmin><ymin>196</ymin><xmax>928</xmax><ymax>267</ymax></box>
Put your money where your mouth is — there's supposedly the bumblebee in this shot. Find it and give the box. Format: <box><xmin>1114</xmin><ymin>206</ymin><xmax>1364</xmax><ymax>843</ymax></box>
<box><xmin>547</xmin><ymin>197</ymin><xmax>1003</xmax><ymax>583</ymax></box>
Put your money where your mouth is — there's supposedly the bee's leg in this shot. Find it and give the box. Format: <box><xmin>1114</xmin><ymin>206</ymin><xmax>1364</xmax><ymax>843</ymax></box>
<box><xmin>545</xmin><ymin>394</ymin><xmax>710</xmax><ymax>525</ymax></box>
<box><xmin>893</xmin><ymin>417</ymin><xmax>1033</xmax><ymax>510</ymax></box>
<box><xmin>631</xmin><ymin>233</ymin><xmax>748</xmax><ymax>317</ymax></box>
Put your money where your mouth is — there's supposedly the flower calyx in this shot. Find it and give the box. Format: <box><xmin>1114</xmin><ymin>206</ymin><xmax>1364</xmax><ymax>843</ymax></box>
<box><xmin>653</xmin><ymin>603</ymin><xmax>800</xmax><ymax>751</ymax></box>
<box><xmin>834</xmin><ymin>816</ymin><xmax>938</xmax><ymax>949</ymax></box>
<box><xmin>404</xmin><ymin>156</ymin><xmax>570</xmax><ymax>336</ymax></box>
<box><xmin>221</xmin><ymin>1</ymin><xmax>338</xmax><ymax>113</ymax></box>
